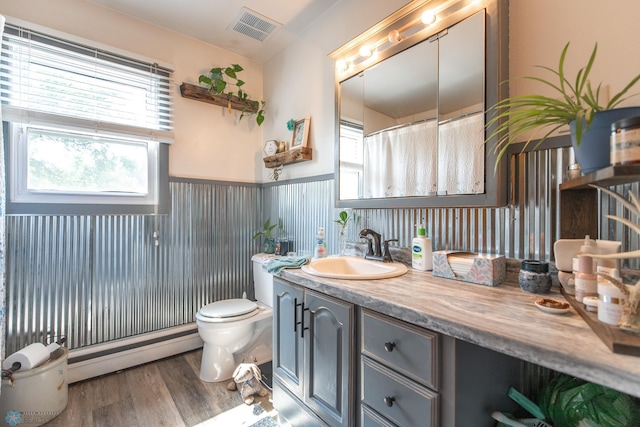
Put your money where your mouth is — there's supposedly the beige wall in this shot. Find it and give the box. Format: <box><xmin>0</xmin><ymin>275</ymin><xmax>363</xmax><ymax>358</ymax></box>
<box><xmin>0</xmin><ymin>0</ymin><xmax>264</xmax><ymax>182</ymax></box>
<box><xmin>509</xmin><ymin>0</ymin><xmax>640</xmax><ymax>141</ymax></box>
<box><xmin>260</xmin><ymin>0</ymin><xmax>408</xmax><ymax>182</ymax></box>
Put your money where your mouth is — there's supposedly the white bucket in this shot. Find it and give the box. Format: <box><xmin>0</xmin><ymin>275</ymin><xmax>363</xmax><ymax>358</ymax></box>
<box><xmin>1</xmin><ymin>348</ymin><xmax>68</xmax><ymax>427</ymax></box>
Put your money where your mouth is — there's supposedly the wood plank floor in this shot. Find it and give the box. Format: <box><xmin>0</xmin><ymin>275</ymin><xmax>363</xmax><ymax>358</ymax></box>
<box><xmin>44</xmin><ymin>349</ymin><xmax>278</xmax><ymax>427</ymax></box>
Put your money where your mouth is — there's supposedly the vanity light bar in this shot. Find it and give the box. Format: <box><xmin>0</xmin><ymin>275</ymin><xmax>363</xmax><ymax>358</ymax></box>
<box><xmin>330</xmin><ymin>0</ymin><xmax>485</xmax><ymax>76</ymax></box>
<box><xmin>421</xmin><ymin>10</ymin><xmax>437</xmax><ymax>25</ymax></box>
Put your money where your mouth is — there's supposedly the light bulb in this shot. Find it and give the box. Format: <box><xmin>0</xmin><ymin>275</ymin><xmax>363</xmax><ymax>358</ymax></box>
<box><xmin>359</xmin><ymin>45</ymin><xmax>373</xmax><ymax>58</ymax></box>
<box><xmin>336</xmin><ymin>59</ymin><xmax>350</xmax><ymax>74</ymax></box>
<box><xmin>421</xmin><ymin>10</ymin><xmax>436</xmax><ymax>25</ymax></box>
<box><xmin>387</xmin><ymin>30</ymin><xmax>401</xmax><ymax>43</ymax></box>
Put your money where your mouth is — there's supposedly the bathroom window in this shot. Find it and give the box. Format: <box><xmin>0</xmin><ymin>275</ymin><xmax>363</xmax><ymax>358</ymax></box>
<box><xmin>339</xmin><ymin>121</ymin><xmax>364</xmax><ymax>200</ymax></box>
<box><xmin>1</xmin><ymin>23</ymin><xmax>173</xmax><ymax>214</ymax></box>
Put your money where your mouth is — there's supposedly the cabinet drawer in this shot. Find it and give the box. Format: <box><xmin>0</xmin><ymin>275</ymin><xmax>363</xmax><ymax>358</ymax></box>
<box><xmin>362</xmin><ymin>404</ymin><xmax>397</xmax><ymax>427</ymax></box>
<box><xmin>361</xmin><ymin>357</ymin><xmax>438</xmax><ymax>427</ymax></box>
<box><xmin>361</xmin><ymin>309</ymin><xmax>439</xmax><ymax>390</ymax></box>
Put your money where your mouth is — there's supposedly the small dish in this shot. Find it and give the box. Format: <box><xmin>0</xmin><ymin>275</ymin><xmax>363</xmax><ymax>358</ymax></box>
<box><xmin>535</xmin><ymin>298</ymin><xmax>570</xmax><ymax>314</ymax></box>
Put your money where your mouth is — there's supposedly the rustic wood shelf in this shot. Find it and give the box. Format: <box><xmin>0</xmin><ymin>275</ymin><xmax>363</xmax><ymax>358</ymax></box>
<box><xmin>560</xmin><ymin>164</ymin><xmax>640</xmax><ymax>239</ymax></box>
<box><xmin>263</xmin><ymin>147</ymin><xmax>312</xmax><ymax>168</ymax></box>
<box><xmin>560</xmin><ymin>164</ymin><xmax>640</xmax><ymax>190</ymax></box>
<box><xmin>179</xmin><ymin>82</ymin><xmax>259</xmax><ymax>113</ymax></box>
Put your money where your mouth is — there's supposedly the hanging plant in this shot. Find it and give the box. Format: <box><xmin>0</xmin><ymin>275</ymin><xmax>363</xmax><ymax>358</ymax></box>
<box><xmin>199</xmin><ymin>64</ymin><xmax>265</xmax><ymax>126</ymax></box>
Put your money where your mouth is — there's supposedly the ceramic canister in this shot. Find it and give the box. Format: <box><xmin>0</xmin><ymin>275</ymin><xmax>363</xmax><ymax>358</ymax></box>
<box><xmin>519</xmin><ymin>260</ymin><xmax>552</xmax><ymax>294</ymax></box>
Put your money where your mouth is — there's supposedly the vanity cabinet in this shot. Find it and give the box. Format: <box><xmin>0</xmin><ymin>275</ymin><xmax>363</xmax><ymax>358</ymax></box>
<box><xmin>273</xmin><ymin>278</ymin><xmax>355</xmax><ymax>427</ymax></box>
<box><xmin>360</xmin><ymin>309</ymin><xmax>440</xmax><ymax>426</ymax></box>
<box><xmin>359</xmin><ymin>309</ymin><xmax>521</xmax><ymax>427</ymax></box>
<box><xmin>273</xmin><ymin>277</ymin><xmax>522</xmax><ymax>427</ymax></box>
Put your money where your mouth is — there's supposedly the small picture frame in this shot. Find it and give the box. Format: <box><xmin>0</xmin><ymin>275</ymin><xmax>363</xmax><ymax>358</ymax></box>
<box><xmin>291</xmin><ymin>116</ymin><xmax>310</xmax><ymax>149</ymax></box>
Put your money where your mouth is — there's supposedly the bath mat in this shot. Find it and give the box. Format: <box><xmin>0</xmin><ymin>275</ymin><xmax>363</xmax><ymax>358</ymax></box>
<box><xmin>248</xmin><ymin>416</ymin><xmax>279</xmax><ymax>427</ymax></box>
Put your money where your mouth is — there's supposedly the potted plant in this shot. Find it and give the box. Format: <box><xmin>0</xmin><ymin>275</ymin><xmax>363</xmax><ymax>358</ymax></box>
<box><xmin>486</xmin><ymin>42</ymin><xmax>640</xmax><ymax>174</ymax></box>
<box><xmin>252</xmin><ymin>218</ymin><xmax>278</xmax><ymax>254</ymax></box>
<box><xmin>199</xmin><ymin>64</ymin><xmax>265</xmax><ymax>126</ymax></box>
<box><xmin>334</xmin><ymin>210</ymin><xmax>360</xmax><ymax>256</ymax></box>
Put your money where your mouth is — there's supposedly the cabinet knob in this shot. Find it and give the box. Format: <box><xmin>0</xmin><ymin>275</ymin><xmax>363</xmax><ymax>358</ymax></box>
<box><xmin>384</xmin><ymin>341</ymin><xmax>396</xmax><ymax>352</ymax></box>
<box><xmin>383</xmin><ymin>396</ymin><xmax>396</xmax><ymax>407</ymax></box>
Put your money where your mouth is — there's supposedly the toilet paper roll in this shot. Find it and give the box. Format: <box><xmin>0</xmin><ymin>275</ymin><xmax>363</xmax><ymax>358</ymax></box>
<box><xmin>2</xmin><ymin>343</ymin><xmax>50</xmax><ymax>371</ymax></box>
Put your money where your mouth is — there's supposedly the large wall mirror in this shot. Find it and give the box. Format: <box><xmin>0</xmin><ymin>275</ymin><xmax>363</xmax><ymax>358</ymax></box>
<box><xmin>330</xmin><ymin>0</ymin><xmax>508</xmax><ymax>208</ymax></box>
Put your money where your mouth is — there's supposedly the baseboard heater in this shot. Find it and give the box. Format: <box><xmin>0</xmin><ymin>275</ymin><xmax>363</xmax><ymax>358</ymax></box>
<box><xmin>67</xmin><ymin>323</ymin><xmax>203</xmax><ymax>383</ymax></box>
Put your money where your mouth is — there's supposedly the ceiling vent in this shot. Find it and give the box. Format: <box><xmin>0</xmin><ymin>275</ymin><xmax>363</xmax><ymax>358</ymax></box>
<box><xmin>229</xmin><ymin>7</ymin><xmax>281</xmax><ymax>42</ymax></box>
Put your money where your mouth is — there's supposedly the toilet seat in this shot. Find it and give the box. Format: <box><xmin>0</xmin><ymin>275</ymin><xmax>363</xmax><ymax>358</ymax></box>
<box><xmin>196</xmin><ymin>298</ymin><xmax>259</xmax><ymax>323</ymax></box>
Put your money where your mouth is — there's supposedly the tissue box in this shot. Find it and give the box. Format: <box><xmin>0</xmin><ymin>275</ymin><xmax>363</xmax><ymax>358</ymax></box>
<box><xmin>432</xmin><ymin>251</ymin><xmax>506</xmax><ymax>286</ymax></box>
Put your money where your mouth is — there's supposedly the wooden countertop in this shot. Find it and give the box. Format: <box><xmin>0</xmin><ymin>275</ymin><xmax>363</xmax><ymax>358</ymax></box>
<box><xmin>279</xmin><ymin>267</ymin><xmax>640</xmax><ymax>399</ymax></box>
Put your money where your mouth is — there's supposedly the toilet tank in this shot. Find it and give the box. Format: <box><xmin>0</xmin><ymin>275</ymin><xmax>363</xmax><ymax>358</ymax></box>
<box><xmin>251</xmin><ymin>253</ymin><xmax>274</xmax><ymax>308</ymax></box>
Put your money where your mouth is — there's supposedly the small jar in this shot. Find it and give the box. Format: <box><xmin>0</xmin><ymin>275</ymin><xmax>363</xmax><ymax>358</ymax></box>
<box><xmin>598</xmin><ymin>277</ymin><xmax>626</xmax><ymax>325</ymax></box>
<box><xmin>567</xmin><ymin>163</ymin><xmax>581</xmax><ymax>180</ymax></box>
<box><xmin>611</xmin><ymin>116</ymin><xmax>640</xmax><ymax>165</ymax></box>
<box><xmin>583</xmin><ymin>296</ymin><xmax>598</xmax><ymax>313</ymax></box>
<box><xmin>519</xmin><ymin>260</ymin><xmax>552</xmax><ymax>294</ymax></box>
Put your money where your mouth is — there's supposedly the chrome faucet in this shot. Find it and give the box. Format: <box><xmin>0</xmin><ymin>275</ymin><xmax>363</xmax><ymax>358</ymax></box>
<box><xmin>359</xmin><ymin>229</ymin><xmax>397</xmax><ymax>262</ymax></box>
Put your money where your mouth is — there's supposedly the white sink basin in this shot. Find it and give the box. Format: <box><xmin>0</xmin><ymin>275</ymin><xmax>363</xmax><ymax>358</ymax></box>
<box><xmin>301</xmin><ymin>256</ymin><xmax>408</xmax><ymax>280</ymax></box>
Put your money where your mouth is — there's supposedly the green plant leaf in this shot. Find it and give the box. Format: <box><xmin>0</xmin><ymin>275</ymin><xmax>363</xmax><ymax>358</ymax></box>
<box><xmin>214</xmin><ymin>79</ymin><xmax>226</xmax><ymax>93</ymax></box>
<box><xmin>333</xmin><ymin>211</ymin><xmax>351</xmax><ymax>227</ymax></box>
<box><xmin>197</xmin><ymin>63</ymin><xmax>265</xmax><ymax>125</ymax></box>
<box><xmin>210</xmin><ymin>68</ymin><xmax>223</xmax><ymax>80</ymax></box>
<box><xmin>225</xmin><ymin>68</ymin><xmax>237</xmax><ymax>79</ymax></box>
<box><xmin>485</xmin><ymin>41</ymin><xmax>640</xmax><ymax>170</ymax></box>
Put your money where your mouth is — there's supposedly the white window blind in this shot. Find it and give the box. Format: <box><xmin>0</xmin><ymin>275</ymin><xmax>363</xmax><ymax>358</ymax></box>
<box><xmin>1</xmin><ymin>22</ymin><xmax>172</xmax><ymax>214</ymax></box>
<box><xmin>0</xmin><ymin>24</ymin><xmax>174</xmax><ymax>143</ymax></box>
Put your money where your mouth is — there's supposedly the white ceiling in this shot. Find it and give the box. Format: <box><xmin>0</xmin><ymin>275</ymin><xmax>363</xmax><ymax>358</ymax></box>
<box><xmin>88</xmin><ymin>0</ymin><xmax>340</xmax><ymax>63</ymax></box>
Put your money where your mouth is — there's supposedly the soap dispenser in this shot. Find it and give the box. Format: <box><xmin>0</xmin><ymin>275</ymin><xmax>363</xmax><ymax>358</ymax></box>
<box><xmin>412</xmin><ymin>224</ymin><xmax>432</xmax><ymax>271</ymax></box>
<box><xmin>314</xmin><ymin>227</ymin><xmax>327</xmax><ymax>258</ymax></box>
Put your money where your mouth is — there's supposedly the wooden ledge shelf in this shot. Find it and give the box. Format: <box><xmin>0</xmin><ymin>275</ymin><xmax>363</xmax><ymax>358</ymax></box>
<box><xmin>263</xmin><ymin>147</ymin><xmax>312</xmax><ymax>168</ymax></box>
<box><xmin>559</xmin><ymin>164</ymin><xmax>640</xmax><ymax>238</ymax></box>
<box><xmin>560</xmin><ymin>164</ymin><xmax>640</xmax><ymax>190</ymax></box>
<box><xmin>180</xmin><ymin>82</ymin><xmax>258</xmax><ymax>113</ymax></box>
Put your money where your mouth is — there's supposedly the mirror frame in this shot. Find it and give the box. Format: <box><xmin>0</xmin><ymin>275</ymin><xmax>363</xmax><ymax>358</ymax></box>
<box><xmin>329</xmin><ymin>0</ymin><xmax>509</xmax><ymax>208</ymax></box>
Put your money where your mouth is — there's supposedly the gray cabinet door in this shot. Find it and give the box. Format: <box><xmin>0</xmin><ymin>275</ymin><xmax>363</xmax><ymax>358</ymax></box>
<box><xmin>304</xmin><ymin>290</ymin><xmax>354</xmax><ymax>427</ymax></box>
<box><xmin>273</xmin><ymin>279</ymin><xmax>304</xmax><ymax>397</ymax></box>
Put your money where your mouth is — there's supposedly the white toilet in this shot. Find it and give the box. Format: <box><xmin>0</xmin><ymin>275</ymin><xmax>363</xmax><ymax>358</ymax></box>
<box><xmin>196</xmin><ymin>254</ymin><xmax>274</xmax><ymax>382</ymax></box>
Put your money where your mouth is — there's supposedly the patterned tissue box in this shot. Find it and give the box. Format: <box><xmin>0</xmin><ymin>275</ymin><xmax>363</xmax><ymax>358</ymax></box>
<box><xmin>432</xmin><ymin>250</ymin><xmax>506</xmax><ymax>286</ymax></box>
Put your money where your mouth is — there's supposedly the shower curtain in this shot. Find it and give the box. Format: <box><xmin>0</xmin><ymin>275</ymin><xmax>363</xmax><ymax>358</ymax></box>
<box><xmin>363</xmin><ymin>120</ymin><xmax>437</xmax><ymax>198</ymax></box>
<box><xmin>437</xmin><ymin>112</ymin><xmax>484</xmax><ymax>195</ymax></box>
<box><xmin>0</xmin><ymin>14</ymin><xmax>6</xmax><ymax>389</ymax></box>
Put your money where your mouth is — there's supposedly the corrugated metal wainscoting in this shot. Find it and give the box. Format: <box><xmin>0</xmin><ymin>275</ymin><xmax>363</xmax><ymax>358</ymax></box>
<box><xmin>4</xmin><ymin>179</ymin><xmax>262</xmax><ymax>354</ymax></box>
<box><xmin>5</xmin><ymin>148</ymin><xmax>638</xmax><ymax>356</ymax></box>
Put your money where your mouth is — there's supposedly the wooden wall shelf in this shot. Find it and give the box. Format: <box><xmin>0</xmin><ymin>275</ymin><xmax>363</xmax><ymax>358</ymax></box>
<box><xmin>263</xmin><ymin>147</ymin><xmax>312</xmax><ymax>168</ymax></box>
<box><xmin>560</xmin><ymin>164</ymin><xmax>640</xmax><ymax>239</ymax></box>
<box><xmin>179</xmin><ymin>82</ymin><xmax>259</xmax><ymax>113</ymax></box>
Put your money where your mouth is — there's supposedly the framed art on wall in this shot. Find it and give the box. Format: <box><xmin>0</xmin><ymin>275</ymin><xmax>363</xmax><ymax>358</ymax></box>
<box><xmin>291</xmin><ymin>116</ymin><xmax>310</xmax><ymax>149</ymax></box>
